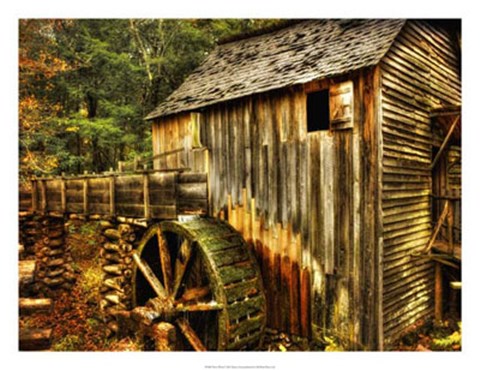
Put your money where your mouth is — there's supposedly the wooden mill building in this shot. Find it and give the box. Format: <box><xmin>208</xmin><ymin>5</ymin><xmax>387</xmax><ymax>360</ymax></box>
<box><xmin>145</xmin><ymin>19</ymin><xmax>462</xmax><ymax>350</ymax></box>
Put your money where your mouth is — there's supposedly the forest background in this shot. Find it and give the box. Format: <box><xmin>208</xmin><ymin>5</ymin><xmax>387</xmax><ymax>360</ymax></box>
<box><xmin>19</xmin><ymin>19</ymin><xmax>280</xmax><ymax>184</ymax></box>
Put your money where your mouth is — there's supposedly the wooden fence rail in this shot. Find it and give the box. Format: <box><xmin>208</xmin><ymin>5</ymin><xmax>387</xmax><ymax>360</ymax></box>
<box><xmin>19</xmin><ymin>170</ymin><xmax>208</xmax><ymax>220</ymax></box>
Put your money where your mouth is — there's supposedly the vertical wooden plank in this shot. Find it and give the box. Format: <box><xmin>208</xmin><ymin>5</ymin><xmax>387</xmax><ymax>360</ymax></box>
<box><xmin>251</xmin><ymin>96</ymin><xmax>260</xmax><ymax>211</ymax></box>
<box><xmin>263</xmin><ymin>94</ymin><xmax>276</xmax><ymax>228</ymax></box>
<box><xmin>159</xmin><ymin>119</ymin><xmax>167</xmax><ymax>169</ymax></box>
<box><xmin>373</xmin><ymin>65</ymin><xmax>384</xmax><ymax>350</ymax></box>
<box><xmin>144</xmin><ymin>172</ymin><xmax>150</xmax><ymax>220</ymax></box>
<box><xmin>152</xmin><ymin>121</ymin><xmax>159</xmax><ymax>170</ymax></box>
<box><xmin>243</xmin><ymin>98</ymin><xmax>252</xmax><ymax>208</ymax></box>
<box><xmin>278</xmin><ymin>142</ymin><xmax>288</xmax><ymax>228</ymax></box>
<box><xmin>31</xmin><ymin>179</ymin><xmax>38</xmax><ymax>213</ymax></box>
<box><xmin>219</xmin><ymin>105</ymin><xmax>228</xmax><ymax>212</ymax></box>
<box><xmin>228</xmin><ymin>104</ymin><xmax>236</xmax><ymax>205</ymax></box>
<box><xmin>39</xmin><ymin>179</ymin><xmax>47</xmax><ymax>214</ymax></box>
<box><xmin>300</xmin><ymin>267</ymin><xmax>311</xmax><ymax>338</ymax></box>
<box><xmin>83</xmin><ymin>175</ymin><xmax>88</xmax><ymax>215</ymax></box>
<box><xmin>60</xmin><ymin>176</ymin><xmax>66</xmax><ymax>213</ymax></box>
<box><xmin>213</xmin><ymin>108</ymin><xmax>221</xmax><ymax>215</ymax></box>
<box><xmin>309</xmin><ymin>133</ymin><xmax>322</xmax><ymax>329</ymax></box>
<box><xmin>322</xmin><ymin>132</ymin><xmax>335</xmax><ymax>275</ymax></box>
<box><xmin>288</xmin><ymin>145</ymin><xmax>298</xmax><ymax>232</ymax></box>
<box><xmin>236</xmin><ymin>103</ymin><xmax>245</xmax><ymax>206</ymax></box>
<box><xmin>299</xmin><ymin>141</ymin><xmax>309</xmax><ymax>249</ymax></box>
<box><xmin>109</xmin><ymin>175</ymin><xmax>115</xmax><ymax>217</ymax></box>
<box><xmin>351</xmin><ymin>84</ymin><xmax>362</xmax><ymax>349</ymax></box>
<box><xmin>290</xmin><ymin>242</ymin><xmax>300</xmax><ymax>335</ymax></box>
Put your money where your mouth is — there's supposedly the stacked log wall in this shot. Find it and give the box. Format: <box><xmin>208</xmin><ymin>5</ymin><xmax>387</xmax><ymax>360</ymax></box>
<box><xmin>19</xmin><ymin>214</ymin><xmax>76</xmax><ymax>295</ymax></box>
<box><xmin>379</xmin><ymin>20</ymin><xmax>461</xmax><ymax>346</ymax></box>
<box><xmin>99</xmin><ymin>221</ymin><xmax>145</xmax><ymax>337</ymax></box>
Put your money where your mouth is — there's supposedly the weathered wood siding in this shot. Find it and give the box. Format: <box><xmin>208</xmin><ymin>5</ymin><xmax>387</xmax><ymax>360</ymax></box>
<box><xmin>152</xmin><ymin>70</ymin><xmax>379</xmax><ymax>348</ymax></box>
<box><xmin>152</xmin><ymin>113</ymin><xmax>208</xmax><ymax>172</ymax></box>
<box><xmin>380</xmin><ymin>21</ymin><xmax>461</xmax><ymax>346</ymax></box>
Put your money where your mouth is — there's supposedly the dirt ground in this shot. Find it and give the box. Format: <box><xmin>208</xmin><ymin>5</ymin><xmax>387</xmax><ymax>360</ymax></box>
<box><xmin>19</xmin><ymin>221</ymin><xmax>461</xmax><ymax>352</ymax></box>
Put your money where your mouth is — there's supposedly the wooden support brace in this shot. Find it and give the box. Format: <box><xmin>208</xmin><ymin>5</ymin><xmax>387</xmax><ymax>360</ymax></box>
<box><xmin>423</xmin><ymin>200</ymin><xmax>449</xmax><ymax>254</ymax></box>
<box><xmin>431</xmin><ymin>116</ymin><xmax>460</xmax><ymax>170</ymax></box>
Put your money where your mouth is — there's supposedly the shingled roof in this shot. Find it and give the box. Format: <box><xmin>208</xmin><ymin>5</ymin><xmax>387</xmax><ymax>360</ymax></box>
<box><xmin>146</xmin><ymin>19</ymin><xmax>406</xmax><ymax>120</ymax></box>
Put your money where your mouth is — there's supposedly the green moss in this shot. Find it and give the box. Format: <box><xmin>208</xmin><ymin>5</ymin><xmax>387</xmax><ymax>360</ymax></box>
<box><xmin>52</xmin><ymin>334</ymin><xmax>83</xmax><ymax>351</ymax></box>
<box><xmin>431</xmin><ymin>322</ymin><xmax>461</xmax><ymax>351</ymax></box>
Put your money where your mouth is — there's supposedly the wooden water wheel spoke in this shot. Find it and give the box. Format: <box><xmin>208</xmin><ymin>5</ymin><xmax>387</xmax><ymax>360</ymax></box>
<box><xmin>133</xmin><ymin>252</ymin><xmax>168</xmax><ymax>298</ymax></box>
<box><xmin>174</xmin><ymin>301</ymin><xmax>224</xmax><ymax>313</ymax></box>
<box><xmin>176</xmin><ymin>317</ymin><xmax>207</xmax><ymax>351</ymax></box>
<box><xmin>156</xmin><ymin>229</ymin><xmax>173</xmax><ymax>295</ymax></box>
<box><xmin>172</xmin><ymin>239</ymin><xmax>192</xmax><ymax>298</ymax></box>
<box><xmin>177</xmin><ymin>286</ymin><xmax>210</xmax><ymax>303</ymax></box>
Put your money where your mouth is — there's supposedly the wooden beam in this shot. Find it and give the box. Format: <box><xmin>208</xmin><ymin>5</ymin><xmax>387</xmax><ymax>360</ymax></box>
<box><xmin>19</xmin><ymin>260</ymin><xmax>36</xmax><ymax>286</ymax></box>
<box><xmin>176</xmin><ymin>317</ymin><xmax>206</xmax><ymax>351</ymax></box>
<box><xmin>19</xmin><ymin>328</ymin><xmax>52</xmax><ymax>351</ymax></box>
<box><xmin>424</xmin><ymin>200</ymin><xmax>449</xmax><ymax>254</ymax></box>
<box><xmin>19</xmin><ymin>298</ymin><xmax>52</xmax><ymax>315</ymax></box>
<box><xmin>133</xmin><ymin>253</ymin><xmax>167</xmax><ymax>298</ymax></box>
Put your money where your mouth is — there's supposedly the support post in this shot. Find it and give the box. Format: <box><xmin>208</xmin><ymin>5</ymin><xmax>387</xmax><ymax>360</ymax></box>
<box><xmin>447</xmin><ymin>200</ymin><xmax>454</xmax><ymax>255</ymax></box>
<box><xmin>60</xmin><ymin>172</ymin><xmax>66</xmax><ymax>213</ymax></box>
<box><xmin>435</xmin><ymin>262</ymin><xmax>443</xmax><ymax>322</ymax></box>
<box><xmin>151</xmin><ymin>322</ymin><xmax>176</xmax><ymax>351</ymax></box>
<box><xmin>143</xmin><ymin>172</ymin><xmax>150</xmax><ymax>220</ymax></box>
<box><xmin>31</xmin><ymin>179</ymin><xmax>38</xmax><ymax>213</ymax></box>
<box><xmin>39</xmin><ymin>179</ymin><xmax>47</xmax><ymax>214</ymax></box>
<box><xmin>109</xmin><ymin>175</ymin><xmax>115</xmax><ymax>217</ymax></box>
<box><xmin>83</xmin><ymin>171</ymin><xmax>88</xmax><ymax>215</ymax></box>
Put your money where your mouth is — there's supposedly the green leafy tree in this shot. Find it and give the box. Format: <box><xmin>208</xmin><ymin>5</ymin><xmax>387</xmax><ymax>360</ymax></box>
<box><xmin>19</xmin><ymin>19</ymin><xmax>283</xmax><ymax>182</ymax></box>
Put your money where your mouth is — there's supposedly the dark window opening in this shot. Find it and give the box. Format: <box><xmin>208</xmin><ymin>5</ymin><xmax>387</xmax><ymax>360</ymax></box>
<box><xmin>307</xmin><ymin>89</ymin><xmax>330</xmax><ymax>132</ymax></box>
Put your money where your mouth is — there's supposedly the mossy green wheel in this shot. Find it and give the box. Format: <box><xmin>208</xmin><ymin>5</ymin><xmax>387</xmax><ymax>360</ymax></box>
<box><xmin>132</xmin><ymin>217</ymin><xmax>266</xmax><ymax>351</ymax></box>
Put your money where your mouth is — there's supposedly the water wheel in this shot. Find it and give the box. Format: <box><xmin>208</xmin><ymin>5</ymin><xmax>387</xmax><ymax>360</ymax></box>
<box><xmin>132</xmin><ymin>217</ymin><xmax>266</xmax><ymax>351</ymax></box>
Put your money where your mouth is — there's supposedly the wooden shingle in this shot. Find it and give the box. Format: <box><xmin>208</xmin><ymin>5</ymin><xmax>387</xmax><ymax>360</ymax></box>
<box><xmin>146</xmin><ymin>19</ymin><xmax>405</xmax><ymax>120</ymax></box>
